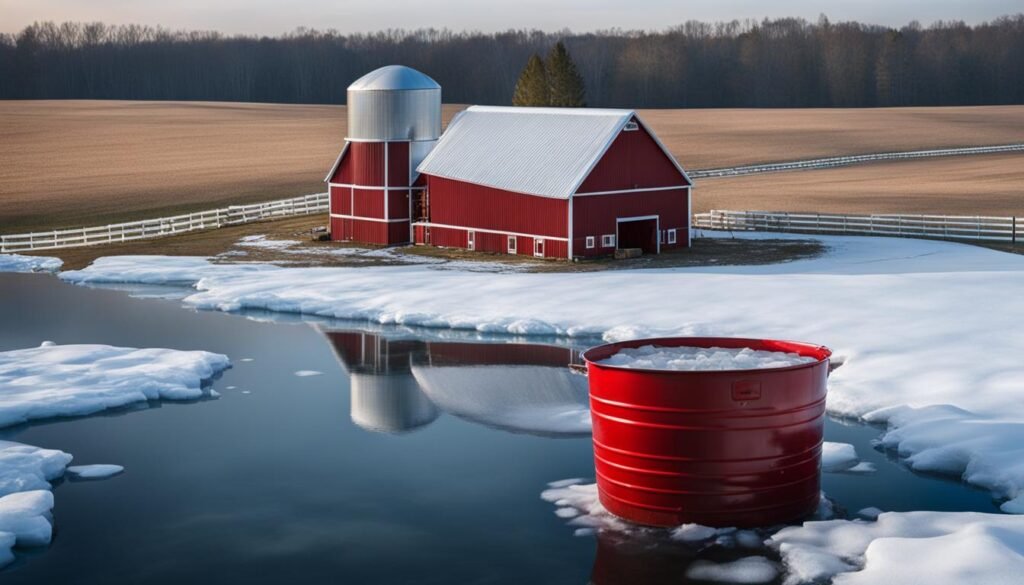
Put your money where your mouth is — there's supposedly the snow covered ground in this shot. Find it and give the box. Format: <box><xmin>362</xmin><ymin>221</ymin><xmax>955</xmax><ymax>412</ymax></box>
<box><xmin>0</xmin><ymin>253</ymin><xmax>62</xmax><ymax>273</ymax></box>
<box><xmin>0</xmin><ymin>343</ymin><xmax>230</xmax><ymax>567</ymax></box>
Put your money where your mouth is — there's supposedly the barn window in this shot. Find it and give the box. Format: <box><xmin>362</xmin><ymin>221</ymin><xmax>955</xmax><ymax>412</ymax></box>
<box><xmin>601</xmin><ymin>234</ymin><xmax>615</xmax><ymax>248</ymax></box>
<box><xmin>534</xmin><ymin>238</ymin><xmax>545</xmax><ymax>258</ymax></box>
<box><xmin>467</xmin><ymin>230</ymin><xmax>475</xmax><ymax>250</ymax></box>
<box><xmin>507</xmin><ymin>235</ymin><xmax>517</xmax><ymax>254</ymax></box>
<box><xmin>668</xmin><ymin>229</ymin><xmax>677</xmax><ymax>244</ymax></box>
<box><xmin>585</xmin><ymin>236</ymin><xmax>595</xmax><ymax>249</ymax></box>
<box><xmin>623</xmin><ymin>121</ymin><xmax>639</xmax><ymax>132</ymax></box>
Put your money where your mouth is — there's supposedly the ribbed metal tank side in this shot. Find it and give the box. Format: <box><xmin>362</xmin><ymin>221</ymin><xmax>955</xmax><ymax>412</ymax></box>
<box><xmin>583</xmin><ymin>337</ymin><xmax>831</xmax><ymax>528</ymax></box>
<box><xmin>348</xmin><ymin>89</ymin><xmax>442</xmax><ymax>141</ymax></box>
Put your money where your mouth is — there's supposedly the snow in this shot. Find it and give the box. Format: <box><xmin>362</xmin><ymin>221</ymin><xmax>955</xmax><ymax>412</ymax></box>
<box><xmin>55</xmin><ymin>233</ymin><xmax>1024</xmax><ymax>510</ymax></box>
<box><xmin>770</xmin><ymin>511</ymin><xmax>1024</xmax><ymax>585</ymax></box>
<box><xmin>0</xmin><ymin>442</ymin><xmax>72</xmax><ymax>497</ymax></box>
<box><xmin>597</xmin><ymin>345</ymin><xmax>815</xmax><ymax>371</ymax></box>
<box><xmin>0</xmin><ymin>490</ymin><xmax>56</xmax><ymax>567</ymax></box>
<box><xmin>0</xmin><ymin>343</ymin><xmax>231</xmax><ymax>428</ymax></box>
<box><xmin>685</xmin><ymin>557</ymin><xmax>779</xmax><ymax>584</ymax></box>
<box><xmin>671</xmin><ymin>523</ymin><xmax>719</xmax><ymax>542</ymax></box>
<box><xmin>0</xmin><ymin>253</ymin><xmax>62</xmax><ymax>273</ymax></box>
<box><xmin>66</xmin><ymin>464</ymin><xmax>124</xmax><ymax>479</ymax></box>
<box><xmin>821</xmin><ymin>442</ymin><xmax>860</xmax><ymax>472</ymax></box>
<box><xmin>293</xmin><ymin>370</ymin><xmax>323</xmax><ymax>377</ymax></box>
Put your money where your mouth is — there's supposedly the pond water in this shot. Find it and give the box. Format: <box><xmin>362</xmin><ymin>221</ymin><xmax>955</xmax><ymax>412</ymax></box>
<box><xmin>0</xmin><ymin>273</ymin><xmax>1001</xmax><ymax>584</ymax></box>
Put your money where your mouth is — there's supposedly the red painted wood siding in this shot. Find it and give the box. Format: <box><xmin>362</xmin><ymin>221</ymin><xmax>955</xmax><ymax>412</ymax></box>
<box><xmin>425</xmin><ymin>176</ymin><xmax>568</xmax><ymax>239</ymax></box>
<box><xmin>572</xmin><ymin>188</ymin><xmax>690</xmax><ymax>257</ymax></box>
<box><xmin>419</xmin><ymin>225</ymin><xmax>566</xmax><ymax>259</ymax></box>
<box><xmin>353</xmin><ymin>188</ymin><xmax>385</xmax><ymax>218</ymax></box>
<box><xmin>387</xmin><ymin>190</ymin><xmax>410</xmax><ymax>220</ymax></box>
<box><xmin>387</xmin><ymin>142</ymin><xmax>411</xmax><ymax>187</ymax></box>
<box><xmin>351</xmin><ymin>142</ymin><xmax>386</xmax><ymax>186</ymax></box>
<box><xmin>328</xmin><ymin>147</ymin><xmax>353</xmax><ymax>184</ymax></box>
<box><xmin>330</xmin><ymin>185</ymin><xmax>351</xmax><ymax>215</ymax></box>
<box><xmin>576</xmin><ymin>119</ymin><xmax>690</xmax><ymax>194</ymax></box>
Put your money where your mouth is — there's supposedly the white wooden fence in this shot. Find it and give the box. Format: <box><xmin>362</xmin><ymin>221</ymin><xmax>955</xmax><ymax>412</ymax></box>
<box><xmin>694</xmin><ymin>210</ymin><xmax>1022</xmax><ymax>244</ymax></box>
<box><xmin>0</xmin><ymin>192</ymin><xmax>328</xmax><ymax>253</ymax></box>
<box><xmin>689</xmin><ymin>143</ymin><xmax>1024</xmax><ymax>179</ymax></box>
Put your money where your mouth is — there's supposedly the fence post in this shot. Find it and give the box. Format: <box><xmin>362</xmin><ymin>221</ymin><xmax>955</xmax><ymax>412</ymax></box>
<box><xmin>1014</xmin><ymin>217</ymin><xmax>1017</xmax><ymax>245</ymax></box>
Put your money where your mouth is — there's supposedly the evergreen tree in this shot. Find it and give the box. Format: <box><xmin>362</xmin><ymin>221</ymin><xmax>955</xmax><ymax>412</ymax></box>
<box><xmin>545</xmin><ymin>41</ymin><xmax>586</xmax><ymax>107</ymax></box>
<box><xmin>511</xmin><ymin>54</ymin><xmax>549</xmax><ymax>106</ymax></box>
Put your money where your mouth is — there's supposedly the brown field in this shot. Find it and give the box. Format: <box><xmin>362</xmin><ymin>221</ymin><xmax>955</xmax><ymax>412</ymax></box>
<box><xmin>2</xmin><ymin>100</ymin><xmax>1023</xmax><ymax>233</ymax></box>
<box><xmin>695</xmin><ymin>153</ymin><xmax>1024</xmax><ymax>216</ymax></box>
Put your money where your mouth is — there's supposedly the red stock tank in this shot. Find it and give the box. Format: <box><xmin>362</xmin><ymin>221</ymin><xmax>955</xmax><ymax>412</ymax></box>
<box><xmin>582</xmin><ymin>337</ymin><xmax>831</xmax><ymax>528</ymax></box>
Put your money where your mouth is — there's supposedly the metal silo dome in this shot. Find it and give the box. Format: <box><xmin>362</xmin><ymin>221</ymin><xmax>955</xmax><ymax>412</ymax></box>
<box><xmin>347</xmin><ymin>65</ymin><xmax>442</xmax><ymax>142</ymax></box>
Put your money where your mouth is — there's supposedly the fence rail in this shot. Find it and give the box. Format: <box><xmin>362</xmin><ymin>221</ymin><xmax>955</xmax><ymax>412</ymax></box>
<box><xmin>689</xmin><ymin>143</ymin><xmax>1024</xmax><ymax>179</ymax></box>
<box><xmin>694</xmin><ymin>210</ymin><xmax>1021</xmax><ymax>244</ymax></box>
<box><xmin>1</xmin><ymin>192</ymin><xmax>328</xmax><ymax>253</ymax></box>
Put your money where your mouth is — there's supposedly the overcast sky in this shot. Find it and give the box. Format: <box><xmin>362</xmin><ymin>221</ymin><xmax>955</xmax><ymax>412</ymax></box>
<box><xmin>1</xmin><ymin>0</ymin><xmax>1018</xmax><ymax>35</ymax></box>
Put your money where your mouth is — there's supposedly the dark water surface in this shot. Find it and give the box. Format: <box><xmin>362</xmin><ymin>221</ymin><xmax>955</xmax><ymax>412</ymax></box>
<box><xmin>0</xmin><ymin>273</ymin><xmax>1000</xmax><ymax>584</ymax></box>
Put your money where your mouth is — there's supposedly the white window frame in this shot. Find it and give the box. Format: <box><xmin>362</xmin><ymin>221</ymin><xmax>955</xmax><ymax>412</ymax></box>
<box><xmin>601</xmin><ymin>234</ymin><xmax>615</xmax><ymax>248</ymax></box>
<box><xmin>667</xmin><ymin>229</ymin><xmax>677</xmax><ymax>244</ymax></box>
<box><xmin>585</xmin><ymin>236</ymin><xmax>595</xmax><ymax>249</ymax></box>
<box><xmin>467</xmin><ymin>230</ymin><xmax>475</xmax><ymax>251</ymax></box>
<box><xmin>507</xmin><ymin>235</ymin><xmax>517</xmax><ymax>254</ymax></box>
<box><xmin>534</xmin><ymin>238</ymin><xmax>545</xmax><ymax>258</ymax></box>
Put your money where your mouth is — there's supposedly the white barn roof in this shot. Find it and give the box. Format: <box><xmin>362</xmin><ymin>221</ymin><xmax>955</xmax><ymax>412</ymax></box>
<box><xmin>416</xmin><ymin>106</ymin><xmax>685</xmax><ymax>200</ymax></box>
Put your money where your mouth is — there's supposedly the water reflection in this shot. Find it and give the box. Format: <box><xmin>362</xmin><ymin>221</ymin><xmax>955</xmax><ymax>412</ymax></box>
<box><xmin>321</xmin><ymin>327</ymin><xmax>591</xmax><ymax>436</ymax></box>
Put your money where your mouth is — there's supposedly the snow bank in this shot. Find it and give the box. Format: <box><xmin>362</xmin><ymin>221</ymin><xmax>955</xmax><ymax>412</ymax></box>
<box><xmin>596</xmin><ymin>345</ymin><xmax>815</xmax><ymax>370</ymax></box>
<box><xmin>0</xmin><ymin>343</ymin><xmax>230</xmax><ymax>428</ymax></box>
<box><xmin>57</xmin><ymin>233</ymin><xmax>1024</xmax><ymax>507</ymax></box>
<box><xmin>0</xmin><ymin>442</ymin><xmax>72</xmax><ymax>497</ymax></box>
<box><xmin>66</xmin><ymin>464</ymin><xmax>124</xmax><ymax>479</ymax></box>
<box><xmin>770</xmin><ymin>511</ymin><xmax>1024</xmax><ymax>585</ymax></box>
<box><xmin>0</xmin><ymin>253</ymin><xmax>62</xmax><ymax>273</ymax></box>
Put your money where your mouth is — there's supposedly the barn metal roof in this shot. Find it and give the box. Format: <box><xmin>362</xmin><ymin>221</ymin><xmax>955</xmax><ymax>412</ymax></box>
<box><xmin>348</xmin><ymin>65</ymin><xmax>440</xmax><ymax>92</ymax></box>
<box><xmin>416</xmin><ymin>106</ymin><xmax>686</xmax><ymax>199</ymax></box>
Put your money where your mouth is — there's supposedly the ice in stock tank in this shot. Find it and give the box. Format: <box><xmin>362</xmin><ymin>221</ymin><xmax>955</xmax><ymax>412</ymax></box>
<box><xmin>582</xmin><ymin>337</ymin><xmax>831</xmax><ymax>528</ymax></box>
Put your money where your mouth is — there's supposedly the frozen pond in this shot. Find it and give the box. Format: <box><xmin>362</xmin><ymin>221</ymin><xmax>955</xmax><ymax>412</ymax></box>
<box><xmin>0</xmin><ymin>273</ymin><xmax>1001</xmax><ymax>584</ymax></box>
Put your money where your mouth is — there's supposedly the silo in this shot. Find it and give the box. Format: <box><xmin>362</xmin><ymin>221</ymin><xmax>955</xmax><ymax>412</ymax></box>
<box><xmin>325</xmin><ymin>65</ymin><xmax>442</xmax><ymax>245</ymax></box>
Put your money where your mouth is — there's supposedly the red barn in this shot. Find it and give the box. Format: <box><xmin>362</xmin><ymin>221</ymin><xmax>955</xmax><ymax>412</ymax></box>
<box><xmin>413</xmin><ymin>106</ymin><xmax>692</xmax><ymax>260</ymax></box>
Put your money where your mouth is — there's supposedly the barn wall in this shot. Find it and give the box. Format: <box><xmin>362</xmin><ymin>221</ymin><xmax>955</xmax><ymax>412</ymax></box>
<box><xmin>351</xmin><ymin>142</ymin><xmax>386</xmax><ymax>186</ymax></box>
<box><xmin>387</xmin><ymin>190</ymin><xmax>411</xmax><ymax>219</ymax></box>
<box><xmin>576</xmin><ymin>119</ymin><xmax>689</xmax><ymax>194</ymax></box>
<box><xmin>572</xmin><ymin>187</ymin><xmax>690</xmax><ymax>257</ymax></box>
<box><xmin>426</xmin><ymin>176</ymin><xmax>568</xmax><ymax>239</ymax></box>
<box><xmin>328</xmin><ymin>147</ymin><xmax>353</xmax><ymax>184</ymax></box>
<box><xmin>416</xmin><ymin>224</ymin><xmax>567</xmax><ymax>259</ymax></box>
<box><xmin>387</xmin><ymin>142</ymin><xmax>411</xmax><ymax>186</ymax></box>
<box><xmin>330</xmin><ymin>185</ymin><xmax>351</xmax><ymax>215</ymax></box>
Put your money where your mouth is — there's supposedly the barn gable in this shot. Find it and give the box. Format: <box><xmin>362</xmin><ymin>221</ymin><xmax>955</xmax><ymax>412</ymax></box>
<box><xmin>419</xmin><ymin>106</ymin><xmax>652</xmax><ymax>199</ymax></box>
<box><xmin>324</xmin><ymin>142</ymin><xmax>350</xmax><ymax>184</ymax></box>
<box><xmin>575</xmin><ymin>117</ymin><xmax>692</xmax><ymax>193</ymax></box>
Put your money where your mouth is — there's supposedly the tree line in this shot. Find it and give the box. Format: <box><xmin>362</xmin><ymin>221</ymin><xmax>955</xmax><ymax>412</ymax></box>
<box><xmin>1</xmin><ymin>15</ymin><xmax>1022</xmax><ymax>107</ymax></box>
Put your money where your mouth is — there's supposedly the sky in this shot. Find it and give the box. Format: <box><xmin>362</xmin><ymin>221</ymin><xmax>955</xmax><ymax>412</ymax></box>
<box><xmin>1</xmin><ymin>0</ymin><xmax>1019</xmax><ymax>35</ymax></box>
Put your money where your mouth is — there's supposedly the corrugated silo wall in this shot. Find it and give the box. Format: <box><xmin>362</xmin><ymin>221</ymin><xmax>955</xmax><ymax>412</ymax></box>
<box><xmin>572</xmin><ymin>120</ymin><xmax>691</xmax><ymax>257</ymax></box>
<box><xmin>419</xmin><ymin>176</ymin><xmax>569</xmax><ymax>259</ymax></box>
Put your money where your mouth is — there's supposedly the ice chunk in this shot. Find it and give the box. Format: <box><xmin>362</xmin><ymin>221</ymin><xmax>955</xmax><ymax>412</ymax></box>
<box><xmin>0</xmin><ymin>254</ymin><xmax>62</xmax><ymax>273</ymax></box>
<box><xmin>0</xmin><ymin>343</ymin><xmax>230</xmax><ymax>428</ymax></box>
<box><xmin>670</xmin><ymin>523</ymin><xmax>719</xmax><ymax>542</ymax></box>
<box><xmin>597</xmin><ymin>345</ymin><xmax>816</xmax><ymax>371</ymax></box>
<box><xmin>66</xmin><ymin>464</ymin><xmax>124</xmax><ymax>480</ymax></box>
<box><xmin>685</xmin><ymin>557</ymin><xmax>779</xmax><ymax>584</ymax></box>
<box><xmin>0</xmin><ymin>490</ymin><xmax>55</xmax><ymax>548</ymax></box>
<box><xmin>0</xmin><ymin>442</ymin><xmax>72</xmax><ymax>497</ymax></box>
<box><xmin>293</xmin><ymin>370</ymin><xmax>323</xmax><ymax>377</ymax></box>
<box><xmin>821</xmin><ymin>442</ymin><xmax>859</xmax><ymax>472</ymax></box>
<box><xmin>858</xmin><ymin>507</ymin><xmax>884</xmax><ymax>520</ymax></box>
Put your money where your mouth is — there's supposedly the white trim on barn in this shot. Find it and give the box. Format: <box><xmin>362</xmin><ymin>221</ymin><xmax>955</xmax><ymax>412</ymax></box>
<box><xmin>330</xmin><ymin>214</ymin><xmax>410</xmax><ymax>224</ymax></box>
<box><xmin>412</xmin><ymin>221</ymin><xmax>569</xmax><ymax>243</ymax></box>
